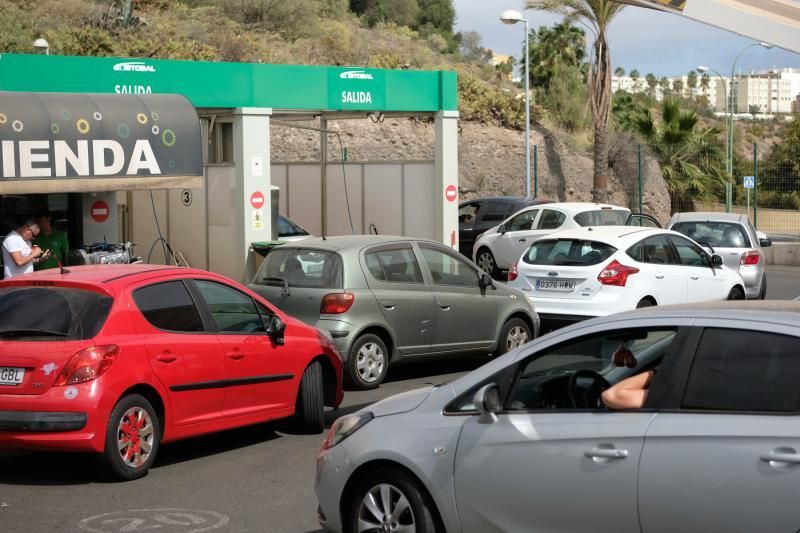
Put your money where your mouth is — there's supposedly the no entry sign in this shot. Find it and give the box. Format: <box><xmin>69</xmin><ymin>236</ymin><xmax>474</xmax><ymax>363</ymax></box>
<box><xmin>445</xmin><ymin>185</ymin><xmax>457</xmax><ymax>202</ymax></box>
<box><xmin>250</xmin><ymin>191</ymin><xmax>265</xmax><ymax>209</ymax></box>
<box><xmin>90</xmin><ymin>200</ymin><xmax>109</xmax><ymax>223</ymax></box>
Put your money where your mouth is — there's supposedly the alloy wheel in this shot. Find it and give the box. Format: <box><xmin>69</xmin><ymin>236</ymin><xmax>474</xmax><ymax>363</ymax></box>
<box><xmin>476</xmin><ymin>251</ymin><xmax>495</xmax><ymax>274</ymax></box>
<box><xmin>356</xmin><ymin>342</ymin><xmax>385</xmax><ymax>384</ymax></box>
<box><xmin>357</xmin><ymin>483</ymin><xmax>416</xmax><ymax>533</ymax></box>
<box><xmin>116</xmin><ymin>406</ymin><xmax>155</xmax><ymax>468</ymax></box>
<box><xmin>505</xmin><ymin>325</ymin><xmax>529</xmax><ymax>350</ymax></box>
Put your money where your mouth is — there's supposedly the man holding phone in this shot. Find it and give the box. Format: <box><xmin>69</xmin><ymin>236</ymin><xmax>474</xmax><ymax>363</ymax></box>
<box><xmin>33</xmin><ymin>210</ymin><xmax>68</xmax><ymax>270</ymax></box>
<box><xmin>2</xmin><ymin>219</ymin><xmax>49</xmax><ymax>279</ymax></box>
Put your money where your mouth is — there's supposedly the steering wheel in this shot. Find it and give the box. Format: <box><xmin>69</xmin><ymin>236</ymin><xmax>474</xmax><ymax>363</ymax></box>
<box><xmin>568</xmin><ymin>370</ymin><xmax>611</xmax><ymax>409</ymax></box>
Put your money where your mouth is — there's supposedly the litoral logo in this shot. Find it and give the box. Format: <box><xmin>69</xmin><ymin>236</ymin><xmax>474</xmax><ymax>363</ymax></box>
<box><xmin>339</xmin><ymin>70</ymin><xmax>373</xmax><ymax>80</ymax></box>
<box><xmin>113</xmin><ymin>61</ymin><xmax>156</xmax><ymax>73</ymax></box>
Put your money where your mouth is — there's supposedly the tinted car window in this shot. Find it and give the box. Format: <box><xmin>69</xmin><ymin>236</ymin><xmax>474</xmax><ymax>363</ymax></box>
<box><xmin>670</xmin><ymin>235</ymin><xmax>709</xmax><ymax>267</ymax></box>
<box><xmin>365</xmin><ymin>246</ymin><xmax>423</xmax><ymax>284</ymax></box>
<box><xmin>481</xmin><ymin>202</ymin><xmax>511</xmax><ymax>222</ymax></box>
<box><xmin>574</xmin><ymin>209</ymin><xmax>630</xmax><ymax>226</ymax></box>
<box><xmin>459</xmin><ymin>203</ymin><xmax>480</xmax><ymax>224</ymax></box>
<box><xmin>277</xmin><ymin>215</ymin><xmax>309</xmax><ymax>238</ymax></box>
<box><xmin>0</xmin><ymin>287</ymin><xmax>113</xmax><ymax>341</ymax></box>
<box><xmin>627</xmin><ymin>235</ymin><xmax>676</xmax><ymax>265</ymax></box>
<box><xmin>194</xmin><ymin>280</ymin><xmax>265</xmax><ymax>334</ymax></box>
<box><xmin>671</xmin><ymin>221</ymin><xmax>750</xmax><ymax>248</ymax></box>
<box><xmin>134</xmin><ymin>281</ymin><xmax>204</xmax><ymax>333</ymax></box>
<box><xmin>683</xmin><ymin>328</ymin><xmax>800</xmax><ymax>412</ymax></box>
<box><xmin>255</xmin><ymin>248</ymin><xmax>343</xmax><ymax>289</ymax></box>
<box><xmin>523</xmin><ymin>239</ymin><xmax>616</xmax><ymax>266</ymax></box>
<box><xmin>507</xmin><ymin>210</ymin><xmax>538</xmax><ymax>231</ymax></box>
<box><xmin>537</xmin><ymin>209</ymin><xmax>566</xmax><ymax>230</ymax></box>
<box><xmin>420</xmin><ymin>246</ymin><xmax>480</xmax><ymax>287</ymax></box>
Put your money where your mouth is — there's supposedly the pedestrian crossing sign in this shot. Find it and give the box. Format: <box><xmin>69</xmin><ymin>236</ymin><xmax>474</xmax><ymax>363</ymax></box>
<box><xmin>743</xmin><ymin>176</ymin><xmax>755</xmax><ymax>189</ymax></box>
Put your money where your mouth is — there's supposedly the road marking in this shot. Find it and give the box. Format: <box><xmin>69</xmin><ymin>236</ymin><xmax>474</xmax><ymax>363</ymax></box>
<box><xmin>78</xmin><ymin>509</ymin><xmax>229</xmax><ymax>533</ymax></box>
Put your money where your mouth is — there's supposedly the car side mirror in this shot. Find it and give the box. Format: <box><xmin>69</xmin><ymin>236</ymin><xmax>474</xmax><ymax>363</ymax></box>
<box><xmin>711</xmin><ymin>254</ymin><xmax>723</xmax><ymax>267</ymax></box>
<box><xmin>498</xmin><ymin>224</ymin><xmax>507</xmax><ymax>234</ymax></box>
<box><xmin>265</xmin><ymin>315</ymin><xmax>286</xmax><ymax>345</ymax></box>
<box><xmin>479</xmin><ymin>272</ymin><xmax>494</xmax><ymax>289</ymax></box>
<box><xmin>760</xmin><ymin>238</ymin><xmax>772</xmax><ymax>248</ymax></box>
<box><xmin>473</xmin><ymin>383</ymin><xmax>501</xmax><ymax>424</ymax></box>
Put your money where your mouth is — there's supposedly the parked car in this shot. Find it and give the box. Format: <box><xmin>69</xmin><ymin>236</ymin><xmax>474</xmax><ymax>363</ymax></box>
<box><xmin>473</xmin><ymin>202</ymin><xmax>631</xmax><ymax>278</ymax></box>
<box><xmin>458</xmin><ymin>196</ymin><xmax>548</xmax><ymax>259</ymax></box>
<box><xmin>278</xmin><ymin>214</ymin><xmax>313</xmax><ymax>242</ymax></box>
<box><xmin>668</xmin><ymin>212</ymin><xmax>771</xmax><ymax>299</ymax></box>
<box><xmin>316</xmin><ymin>301</ymin><xmax>800</xmax><ymax>533</ymax></box>
<box><xmin>0</xmin><ymin>265</ymin><xmax>343</xmax><ymax>480</ymax></box>
<box><xmin>506</xmin><ymin>227</ymin><xmax>746</xmax><ymax>324</ymax></box>
<box><xmin>248</xmin><ymin>236</ymin><xmax>539</xmax><ymax>390</ymax></box>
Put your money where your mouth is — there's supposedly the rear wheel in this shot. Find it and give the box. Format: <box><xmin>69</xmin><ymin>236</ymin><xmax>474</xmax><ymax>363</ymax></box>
<box><xmin>636</xmin><ymin>298</ymin><xmax>655</xmax><ymax>309</ymax></box>
<box><xmin>728</xmin><ymin>286</ymin><xmax>745</xmax><ymax>300</ymax></box>
<box><xmin>296</xmin><ymin>361</ymin><xmax>325</xmax><ymax>433</ymax></box>
<box><xmin>475</xmin><ymin>247</ymin><xmax>500</xmax><ymax>279</ymax></box>
<box><xmin>496</xmin><ymin>318</ymin><xmax>532</xmax><ymax>357</ymax></box>
<box><xmin>102</xmin><ymin>394</ymin><xmax>160</xmax><ymax>481</ymax></box>
<box><xmin>759</xmin><ymin>276</ymin><xmax>767</xmax><ymax>300</ymax></box>
<box><xmin>346</xmin><ymin>334</ymin><xmax>389</xmax><ymax>390</ymax></box>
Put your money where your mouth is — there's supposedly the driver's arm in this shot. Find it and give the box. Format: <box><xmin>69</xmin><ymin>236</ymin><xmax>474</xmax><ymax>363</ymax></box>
<box><xmin>601</xmin><ymin>370</ymin><xmax>654</xmax><ymax>410</ymax></box>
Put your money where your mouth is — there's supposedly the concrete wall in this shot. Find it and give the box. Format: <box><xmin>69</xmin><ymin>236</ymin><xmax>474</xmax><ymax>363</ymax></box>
<box><xmin>764</xmin><ymin>243</ymin><xmax>800</xmax><ymax>266</ymax></box>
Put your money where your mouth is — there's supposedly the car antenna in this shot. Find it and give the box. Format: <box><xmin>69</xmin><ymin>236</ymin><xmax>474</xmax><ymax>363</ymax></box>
<box><xmin>55</xmin><ymin>255</ymin><xmax>70</xmax><ymax>274</ymax></box>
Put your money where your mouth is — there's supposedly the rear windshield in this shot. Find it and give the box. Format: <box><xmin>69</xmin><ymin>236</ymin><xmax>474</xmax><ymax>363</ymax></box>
<box><xmin>0</xmin><ymin>286</ymin><xmax>113</xmax><ymax>341</ymax></box>
<box><xmin>522</xmin><ymin>239</ymin><xmax>617</xmax><ymax>266</ymax></box>
<box><xmin>574</xmin><ymin>209</ymin><xmax>630</xmax><ymax>227</ymax></box>
<box><xmin>255</xmin><ymin>248</ymin><xmax>343</xmax><ymax>289</ymax></box>
<box><xmin>671</xmin><ymin>221</ymin><xmax>751</xmax><ymax>248</ymax></box>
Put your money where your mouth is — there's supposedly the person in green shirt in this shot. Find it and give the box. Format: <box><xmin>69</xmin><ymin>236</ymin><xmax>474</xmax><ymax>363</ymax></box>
<box><xmin>33</xmin><ymin>210</ymin><xmax>69</xmax><ymax>270</ymax></box>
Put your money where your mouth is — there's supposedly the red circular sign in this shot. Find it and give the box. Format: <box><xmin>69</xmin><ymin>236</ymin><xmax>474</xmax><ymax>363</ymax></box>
<box><xmin>90</xmin><ymin>200</ymin><xmax>109</xmax><ymax>223</ymax></box>
<box><xmin>445</xmin><ymin>185</ymin><xmax>458</xmax><ymax>202</ymax></box>
<box><xmin>250</xmin><ymin>191</ymin><xmax>265</xmax><ymax>209</ymax></box>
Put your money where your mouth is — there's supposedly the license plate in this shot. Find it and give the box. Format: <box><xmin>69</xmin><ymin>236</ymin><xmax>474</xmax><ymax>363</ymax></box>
<box><xmin>535</xmin><ymin>279</ymin><xmax>576</xmax><ymax>292</ymax></box>
<box><xmin>0</xmin><ymin>367</ymin><xmax>25</xmax><ymax>386</ymax></box>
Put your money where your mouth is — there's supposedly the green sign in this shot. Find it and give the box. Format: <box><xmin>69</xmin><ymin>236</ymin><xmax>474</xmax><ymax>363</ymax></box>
<box><xmin>0</xmin><ymin>54</ymin><xmax>457</xmax><ymax>112</ymax></box>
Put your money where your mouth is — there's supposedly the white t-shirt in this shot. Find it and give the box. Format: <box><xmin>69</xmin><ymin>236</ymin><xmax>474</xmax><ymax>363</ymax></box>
<box><xmin>2</xmin><ymin>231</ymin><xmax>33</xmax><ymax>279</ymax></box>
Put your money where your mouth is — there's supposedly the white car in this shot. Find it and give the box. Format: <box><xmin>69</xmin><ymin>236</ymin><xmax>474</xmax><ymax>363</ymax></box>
<box><xmin>507</xmin><ymin>226</ymin><xmax>746</xmax><ymax>323</ymax></box>
<box><xmin>472</xmin><ymin>202</ymin><xmax>631</xmax><ymax>277</ymax></box>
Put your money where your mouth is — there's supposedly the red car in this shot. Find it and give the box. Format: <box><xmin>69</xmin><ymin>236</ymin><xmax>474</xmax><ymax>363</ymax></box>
<box><xmin>0</xmin><ymin>265</ymin><xmax>343</xmax><ymax>480</ymax></box>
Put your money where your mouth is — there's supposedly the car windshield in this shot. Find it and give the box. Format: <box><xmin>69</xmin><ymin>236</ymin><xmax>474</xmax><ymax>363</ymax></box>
<box><xmin>255</xmin><ymin>248</ymin><xmax>343</xmax><ymax>289</ymax></box>
<box><xmin>574</xmin><ymin>209</ymin><xmax>630</xmax><ymax>226</ymax></box>
<box><xmin>523</xmin><ymin>239</ymin><xmax>616</xmax><ymax>266</ymax></box>
<box><xmin>671</xmin><ymin>221</ymin><xmax>751</xmax><ymax>248</ymax></box>
<box><xmin>278</xmin><ymin>216</ymin><xmax>310</xmax><ymax>238</ymax></box>
<box><xmin>0</xmin><ymin>286</ymin><xmax>113</xmax><ymax>341</ymax></box>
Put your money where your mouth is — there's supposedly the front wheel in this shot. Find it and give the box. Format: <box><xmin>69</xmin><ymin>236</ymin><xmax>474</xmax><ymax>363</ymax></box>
<box><xmin>475</xmin><ymin>247</ymin><xmax>500</xmax><ymax>279</ymax></box>
<box><xmin>759</xmin><ymin>276</ymin><xmax>767</xmax><ymax>300</ymax></box>
<box><xmin>496</xmin><ymin>318</ymin><xmax>532</xmax><ymax>357</ymax></box>
<box><xmin>345</xmin><ymin>334</ymin><xmax>389</xmax><ymax>390</ymax></box>
<box><xmin>728</xmin><ymin>286</ymin><xmax>745</xmax><ymax>300</ymax></box>
<box><xmin>296</xmin><ymin>361</ymin><xmax>325</xmax><ymax>434</ymax></box>
<box><xmin>347</xmin><ymin>467</ymin><xmax>439</xmax><ymax>533</ymax></box>
<box><xmin>102</xmin><ymin>394</ymin><xmax>160</xmax><ymax>481</ymax></box>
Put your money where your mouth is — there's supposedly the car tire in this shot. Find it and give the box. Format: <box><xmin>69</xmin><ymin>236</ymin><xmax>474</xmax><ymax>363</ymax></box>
<box><xmin>296</xmin><ymin>361</ymin><xmax>325</xmax><ymax>434</ymax></box>
<box><xmin>728</xmin><ymin>286</ymin><xmax>745</xmax><ymax>300</ymax></box>
<box><xmin>475</xmin><ymin>247</ymin><xmax>500</xmax><ymax>279</ymax></box>
<box><xmin>759</xmin><ymin>276</ymin><xmax>767</xmax><ymax>300</ymax></box>
<box><xmin>636</xmin><ymin>298</ymin><xmax>655</xmax><ymax>309</ymax></box>
<box><xmin>496</xmin><ymin>318</ymin><xmax>532</xmax><ymax>357</ymax></box>
<box><xmin>347</xmin><ymin>466</ymin><xmax>440</xmax><ymax>533</ymax></box>
<box><xmin>101</xmin><ymin>394</ymin><xmax>160</xmax><ymax>481</ymax></box>
<box><xmin>345</xmin><ymin>334</ymin><xmax>389</xmax><ymax>390</ymax></box>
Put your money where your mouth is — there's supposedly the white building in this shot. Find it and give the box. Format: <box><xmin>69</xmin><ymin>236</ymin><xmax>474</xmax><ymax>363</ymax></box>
<box><xmin>714</xmin><ymin>72</ymin><xmax>795</xmax><ymax>114</ymax></box>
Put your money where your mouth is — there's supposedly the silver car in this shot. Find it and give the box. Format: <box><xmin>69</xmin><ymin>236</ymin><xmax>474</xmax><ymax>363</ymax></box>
<box><xmin>249</xmin><ymin>236</ymin><xmax>538</xmax><ymax>390</ymax></box>
<box><xmin>316</xmin><ymin>301</ymin><xmax>800</xmax><ymax>533</ymax></box>
<box><xmin>668</xmin><ymin>212</ymin><xmax>771</xmax><ymax>299</ymax></box>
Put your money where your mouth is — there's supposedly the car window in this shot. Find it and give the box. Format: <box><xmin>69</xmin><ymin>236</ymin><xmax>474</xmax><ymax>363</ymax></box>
<box><xmin>459</xmin><ymin>203</ymin><xmax>479</xmax><ymax>224</ymax></box>
<box><xmin>420</xmin><ymin>245</ymin><xmax>480</xmax><ymax>287</ymax></box>
<box><xmin>627</xmin><ymin>235</ymin><xmax>677</xmax><ymax>265</ymax></box>
<box><xmin>364</xmin><ymin>246</ymin><xmax>423</xmax><ymax>284</ymax></box>
<box><xmin>507</xmin><ymin>328</ymin><xmax>677</xmax><ymax>411</ymax></box>
<box><xmin>479</xmin><ymin>202</ymin><xmax>508</xmax><ymax>223</ymax></box>
<box><xmin>574</xmin><ymin>209</ymin><xmax>630</xmax><ymax>226</ymax></box>
<box><xmin>507</xmin><ymin>209</ymin><xmax>538</xmax><ymax>232</ymax></box>
<box><xmin>537</xmin><ymin>209</ymin><xmax>566</xmax><ymax>230</ymax></box>
<box><xmin>255</xmin><ymin>248</ymin><xmax>343</xmax><ymax>289</ymax></box>
<box><xmin>683</xmin><ymin>328</ymin><xmax>800</xmax><ymax>412</ymax></box>
<box><xmin>133</xmin><ymin>281</ymin><xmax>205</xmax><ymax>333</ymax></box>
<box><xmin>670</xmin><ymin>235</ymin><xmax>709</xmax><ymax>267</ymax></box>
<box><xmin>277</xmin><ymin>215</ymin><xmax>309</xmax><ymax>238</ymax></box>
<box><xmin>194</xmin><ymin>280</ymin><xmax>265</xmax><ymax>334</ymax></box>
<box><xmin>671</xmin><ymin>221</ymin><xmax>750</xmax><ymax>248</ymax></box>
<box><xmin>523</xmin><ymin>239</ymin><xmax>616</xmax><ymax>266</ymax></box>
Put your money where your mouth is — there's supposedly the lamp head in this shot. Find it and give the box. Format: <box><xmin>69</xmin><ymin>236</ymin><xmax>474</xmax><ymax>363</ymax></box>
<box><xmin>33</xmin><ymin>38</ymin><xmax>49</xmax><ymax>50</ymax></box>
<box><xmin>758</xmin><ymin>42</ymin><xmax>773</xmax><ymax>49</ymax></box>
<box><xmin>500</xmin><ymin>9</ymin><xmax>524</xmax><ymax>24</ymax></box>
<box><xmin>696</xmin><ymin>66</ymin><xmax>709</xmax><ymax>73</ymax></box>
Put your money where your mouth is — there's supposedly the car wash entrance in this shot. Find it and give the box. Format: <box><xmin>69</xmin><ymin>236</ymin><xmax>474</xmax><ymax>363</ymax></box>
<box><xmin>0</xmin><ymin>54</ymin><xmax>459</xmax><ymax>282</ymax></box>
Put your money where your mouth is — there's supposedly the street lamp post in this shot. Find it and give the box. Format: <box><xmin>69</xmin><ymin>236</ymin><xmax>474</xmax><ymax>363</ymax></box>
<box><xmin>696</xmin><ymin>65</ymin><xmax>729</xmax><ymax>175</ymax></box>
<box><xmin>501</xmin><ymin>9</ymin><xmax>532</xmax><ymax>198</ymax></box>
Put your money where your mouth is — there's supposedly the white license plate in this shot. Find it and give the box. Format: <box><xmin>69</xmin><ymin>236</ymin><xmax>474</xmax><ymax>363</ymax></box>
<box><xmin>0</xmin><ymin>367</ymin><xmax>25</xmax><ymax>386</ymax></box>
<box><xmin>535</xmin><ymin>279</ymin><xmax>576</xmax><ymax>292</ymax></box>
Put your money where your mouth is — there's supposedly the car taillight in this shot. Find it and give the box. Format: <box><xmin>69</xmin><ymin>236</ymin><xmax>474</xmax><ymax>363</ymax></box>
<box><xmin>53</xmin><ymin>345</ymin><xmax>120</xmax><ymax>386</ymax></box>
<box><xmin>740</xmin><ymin>251</ymin><xmax>761</xmax><ymax>266</ymax></box>
<box><xmin>320</xmin><ymin>293</ymin><xmax>355</xmax><ymax>314</ymax></box>
<box><xmin>507</xmin><ymin>261</ymin><xmax>519</xmax><ymax>282</ymax></box>
<box><xmin>598</xmin><ymin>260</ymin><xmax>640</xmax><ymax>287</ymax></box>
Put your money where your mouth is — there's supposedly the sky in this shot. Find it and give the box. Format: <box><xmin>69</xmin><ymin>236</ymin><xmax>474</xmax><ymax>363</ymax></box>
<box><xmin>453</xmin><ymin>0</ymin><xmax>800</xmax><ymax>77</ymax></box>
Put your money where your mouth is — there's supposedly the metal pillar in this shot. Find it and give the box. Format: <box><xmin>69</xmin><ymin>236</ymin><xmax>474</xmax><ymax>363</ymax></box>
<box><xmin>320</xmin><ymin>117</ymin><xmax>328</xmax><ymax>237</ymax></box>
<box><xmin>434</xmin><ymin>110</ymin><xmax>460</xmax><ymax>248</ymax></box>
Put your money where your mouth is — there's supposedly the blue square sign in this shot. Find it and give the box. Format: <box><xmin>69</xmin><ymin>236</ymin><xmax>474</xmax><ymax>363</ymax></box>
<box><xmin>743</xmin><ymin>176</ymin><xmax>755</xmax><ymax>189</ymax></box>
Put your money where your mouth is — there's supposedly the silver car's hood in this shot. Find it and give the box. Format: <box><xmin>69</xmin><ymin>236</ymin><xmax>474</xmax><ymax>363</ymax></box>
<box><xmin>370</xmin><ymin>386</ymin><xmax>435</xmax><ymax>417</ymax></box>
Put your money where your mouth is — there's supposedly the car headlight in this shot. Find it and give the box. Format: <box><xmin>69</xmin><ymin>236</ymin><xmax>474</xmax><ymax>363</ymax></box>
<box><xmin>321</xmin><ymin>411</ymin><xmax>373</xmax><ymax>451</ymax></box>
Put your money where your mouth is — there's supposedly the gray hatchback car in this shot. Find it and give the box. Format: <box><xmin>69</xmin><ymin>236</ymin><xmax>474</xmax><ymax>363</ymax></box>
<box><xmin>316</xmin><ymin>301</ymin><xmax>800</xmax><ymax>533</ymax></box>
<box><xmin>249</xmin><ymin>236</ymin><xmax>539</xmax><ymax>389</ymax></box>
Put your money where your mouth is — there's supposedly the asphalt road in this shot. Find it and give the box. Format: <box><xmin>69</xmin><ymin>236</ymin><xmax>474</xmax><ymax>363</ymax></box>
<box><xmin>1</xmin><ymin>266</ymin><xmax>799</xmax><ymax>533</ymax></box>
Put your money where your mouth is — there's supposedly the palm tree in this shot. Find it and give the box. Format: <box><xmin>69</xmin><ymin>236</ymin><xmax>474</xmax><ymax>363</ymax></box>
<box><xmin>686</xmin><ymin>70</ymin><xmax>698</xmax><ymax>101</ymax></box>
<box><xmin>645</xmin><ymin>73</ymin><xmax>657</xmax><ymax>98</ymax></box>
<box><xmin>526</xmin><ymin>0</ymin><xmax>625</xmax><ymax>201</ymax></box>
<box><xmin>614</xmin><ymin>66</ymin><xmax>625</xmax><ymax>77</ymax></box>
<box><xmin>629</xmin><ymin>69</ymin><xmax>640</xmax><ymax>92</ymax></box>
<box><xmin>523</xmin><ymin>21</ymin><xmax>587</xmax><ymax>90</ymax></box>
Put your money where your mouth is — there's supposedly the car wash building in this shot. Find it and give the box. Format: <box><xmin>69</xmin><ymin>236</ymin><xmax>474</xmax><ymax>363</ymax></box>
<box><xmin>0</xmin><ymin>53</ymin><xmax>459</xmax><ymax>281</ymax></box>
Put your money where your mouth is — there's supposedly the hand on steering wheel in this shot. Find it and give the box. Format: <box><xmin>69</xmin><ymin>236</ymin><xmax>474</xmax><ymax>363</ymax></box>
<box><xmin>568</xmin><ymin>370</ymin><xmax>611</xmax><ymax>409</ymax></box>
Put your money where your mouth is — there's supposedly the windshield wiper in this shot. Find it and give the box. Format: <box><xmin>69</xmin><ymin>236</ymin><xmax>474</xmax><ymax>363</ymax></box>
<box><xmin>0</xmin><ymin>329</ymin><xmax>68</xmax><ymax>338</ymax></box>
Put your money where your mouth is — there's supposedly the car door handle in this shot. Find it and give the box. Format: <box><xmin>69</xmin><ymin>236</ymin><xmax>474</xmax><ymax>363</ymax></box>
<box><xmin>518</xmin><ymin>238</ymin><xmax>527</xmax><ymax>243</ymax></box>
<box><xmin>156</xmin><ymin>354</ymin><xmax>177</xmax><ymax>363</ymax></box>
<box><xmin>227</xmin><ymin>353</ymin><xmax>245</xmax><ymax>360</ymax></box>
<box><xmin>655</xmin><ymin>274</ymin><xmax>665</xmax><ymax>279</ymax></box>
<box><xmin>584</xmin><ymin>448</ymin><xmax>628</xmax><ymax>460</ymax></box>
<box><xmin>690</xmin><ymin>275</ymin><xmax>699</xmax><ymax>280</ymax></box>
<box><xmin>438</xmin><ymin>302</ymin><xmax>451</xmax><ymax>310</ymax></box>
<box><xmin>381</xmin><ymin>301</ymin><xmax>397</xmax><ymax>310</ymax></box>
<box><xmin>760</xmin><ymin>450</ymin><xmax>800</xmax><ymax>466</ymax></box>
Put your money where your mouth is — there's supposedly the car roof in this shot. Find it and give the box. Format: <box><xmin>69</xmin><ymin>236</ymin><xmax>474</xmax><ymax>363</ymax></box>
<box><xmin>273</xmin><ymin>234</ymin><xmax>435</xmax><ymax>251</ymax></box>
<box><xmin>670</xmin><ymin>212</ymin><xmax>747</xmax><ymax>224</ymax></box>
<box><xmin>531</xmin><ymin>226</ymin><xmax>665</xmax><ymax>243</ymax></box>
<box><xmin>0</xmin><ymin>264</ymin><xmax>216</xmax><ymax>291</ymax></box>
<box><xmin>614</xmin><ymin>300</ymin><xmax>800</xmax><ymax>328</ymax></box>
<box><xmin>517</xmin><ymin>202</ymin><xmax>629</xmax><ymax>214</ymax></box>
